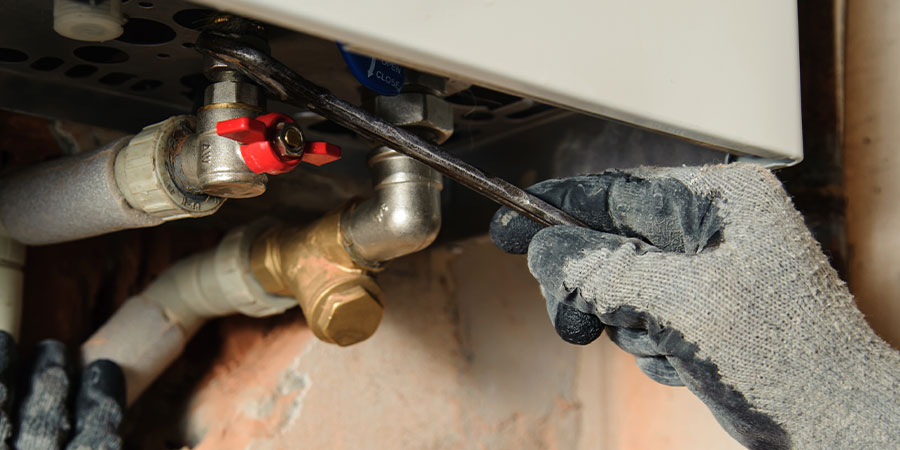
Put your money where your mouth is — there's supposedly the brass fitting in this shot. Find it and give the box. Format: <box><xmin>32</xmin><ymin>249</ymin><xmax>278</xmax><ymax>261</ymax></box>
<box><xmin>250</xmin><ymin>209</ymin><xmax>384</xmax><ymax>346</ymax></box>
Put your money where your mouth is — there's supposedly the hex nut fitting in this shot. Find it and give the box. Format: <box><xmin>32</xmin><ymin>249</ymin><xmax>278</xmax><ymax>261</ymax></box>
<box><xmin>312</xmin><ymin>282</ymin><xmax>383</xmax><ymax>346</ymax></box>
<box><xmin>273</xmin><ymin>121</ymin><xmax>305</xmax><ymax>158</ymax></box>
<box><xmin>372</xmin><ymin>93</ymin><xmax>454</xmax><ymax>144</ymax></box>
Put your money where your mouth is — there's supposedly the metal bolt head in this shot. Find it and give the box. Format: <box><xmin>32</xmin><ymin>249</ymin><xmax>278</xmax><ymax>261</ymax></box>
<box><xmin>274</xmin><ymin>122</ymin><xmax>305</xmax><ymax>158</ymax></box>
<box><xmin>372</xmin><ymin>93</ymin><xmax>454</xmax><ymax>144</ymax></box>
<box><xmin>315</xmin><ymin>284</ymin><xmax>384</xmax><ymax>346</ymax></box>
<box><xmin>282</xmin><ymin>126</ymin><xmax>304</xmax><ymax>153</ymax></box>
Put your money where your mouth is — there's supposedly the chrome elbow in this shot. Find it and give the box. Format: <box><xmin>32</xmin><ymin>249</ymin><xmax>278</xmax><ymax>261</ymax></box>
<box><xmin>341</xmin><ymin>147</ymin><xmax>443</xmax><ymax>266</ymax></box>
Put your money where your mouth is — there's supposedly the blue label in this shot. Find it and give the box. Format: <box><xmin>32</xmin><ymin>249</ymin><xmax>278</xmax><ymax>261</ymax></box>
<box><xmin>337</xmin><ymin>43</ymin><xmax>405</xmax><ymax>96</ymax></box>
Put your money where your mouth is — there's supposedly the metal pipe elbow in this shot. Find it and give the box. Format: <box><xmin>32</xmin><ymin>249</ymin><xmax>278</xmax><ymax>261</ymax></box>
<box><xmin>341</xmin><ymin>147</ymin><xmax>442</xmax><ymax>266</ymax></box>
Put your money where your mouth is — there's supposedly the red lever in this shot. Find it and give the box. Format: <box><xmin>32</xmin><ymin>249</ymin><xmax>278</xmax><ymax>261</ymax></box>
<box><xmin>214</xmin><ymin>116</ymin><xmax>267</xmax><ymax>144</ymax></box>
<box><xmin>216</xmin><ymin>113</ymin><xmax>342</xmax><ymax>175</ymax></box>
<box><xmin>302</xmin><ymin>142</ymin><xmax>342</xmax><ymax>166</ymax></box>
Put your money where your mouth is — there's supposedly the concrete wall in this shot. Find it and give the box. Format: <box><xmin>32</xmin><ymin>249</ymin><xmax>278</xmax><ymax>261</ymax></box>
<box><xmin>184</xmin><ymin>238</ymin><xmax>740</xmax><ymax>449</ymax></box>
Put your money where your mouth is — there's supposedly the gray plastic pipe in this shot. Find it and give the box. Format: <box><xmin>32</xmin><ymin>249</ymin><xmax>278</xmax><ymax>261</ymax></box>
<box><xmin>341</xmin><ymin>147</ymin><xmax>442</xmax><ymax>265</ymax></box>
<box><xmin>0</xmin><ymin>136</ymin><xmax>162</xmax><ymax>245</ymax></box>
<box><xmin>81</xmin><ymin>222</ymin><xmax>295</xmax><ymax>405</ymax></box>
<box><xmin>0</xmin><ymin>116</ymin><xmax>222</xmax><ymax>246</ymax></box>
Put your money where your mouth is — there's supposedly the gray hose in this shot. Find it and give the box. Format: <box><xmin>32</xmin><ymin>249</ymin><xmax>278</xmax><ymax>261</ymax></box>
<box><xmin>0</xmin><ymin>137</ymin><xmax>162</xmax><ymax>245</ymax></box>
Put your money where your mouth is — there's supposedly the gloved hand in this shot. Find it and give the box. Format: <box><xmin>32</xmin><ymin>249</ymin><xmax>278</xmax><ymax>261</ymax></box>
<box><xmin>490</xmin><ymin>163</ymin><xmax>900</xmax><ymax>449</ymax></box>
<box><xmin>0</xmin><ymin>333</ymin><xmax>124</xmax><ymax>450</ymax></box>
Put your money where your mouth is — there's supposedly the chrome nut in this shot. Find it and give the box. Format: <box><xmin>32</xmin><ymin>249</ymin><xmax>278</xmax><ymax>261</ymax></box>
<box><xmin>373</xmin><ymin>93</ymin><xmax>454</xmax><ymax>144</ymax></box>
<box><xmin>203</xmin><ymin>80</ymin><xmax>263</xmax><ymax>106</ymax></box>
<box><xmin>273</xmin><ymin>122</ymin><xmax>305</xmax><ymax>158</ymax></box>
<box><xmin>314</xmin><ymin>284</ymin><xmax>384</xmax><ymax>346</ymax></box>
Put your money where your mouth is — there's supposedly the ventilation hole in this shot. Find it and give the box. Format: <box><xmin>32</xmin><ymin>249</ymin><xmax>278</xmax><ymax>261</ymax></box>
<box><xmin>180</xmin><ymin>72</ymin><xmax>207</xmax><ymax>102</ymax></box>
<box><xmin>0</xmin><ymin>48</ymin><xmax>28</xmax><ymax>63</ymax></box>
<box><xmin>30</xmin><ymin>57</ymin><xmax>64</xmax><ymax>71</ymax></box>
<box><xmin>131</xmin><ymin>79</ymin><xmax>163</xmax><ymax>91</ymax></box>
<box><xmin>73</xmin><ymin>46</ymin><xmax>129</xmax><ymax>64</ymax></box>
<box><xmin>180</xmin><ymin>73</ymin><xmax>206</xmax><ymax>89</ymax></box>
<box><xmin>65</xmin><ymin>64</ymin><xmax>98</xmax><ymax>78</ymax></box>
<box><xmin>157</xmin><ymin>53</ymin><xmax>170</xmax><ymax>58</ymax></box>
<box><xmin>138</xmin><ymin>1</ymin><xmax>153</xmax><ymax>7</ymax></box>
<box><xmin>117</xmin><ymin>19</ymin><xmax>175</xmax><ymax>45</ymax></box>
<box><xmin>507</xmin><ymin>103</ymin><xmax>553</xmax><ymax>119</ymax></box>
<box><xmin>182</xmin><ymin>42</ymin><xmax>195</xmax><ymax>49</ymax></box>
<box><xmin>173</xmin><ymin>9</ymin><xmax>216</xmax><ymax>30</ymax></box>
<box><xmin>98</xmin><ymin>72</ymin><xmax>136</xmax><ymax>85</ymax></box>
<box><xmin>307</xmin><ymin>120</ymin><xmax>355</xmax><ymax>136</ymax></box>
<box><xmin>462</xmin><ymin>111</ymin><xmax>493</xmax><ymax>122</ymax></box>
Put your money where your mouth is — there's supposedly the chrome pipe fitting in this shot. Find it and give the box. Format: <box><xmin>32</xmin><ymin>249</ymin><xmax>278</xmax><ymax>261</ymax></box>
<box><xmin>341</xmin><ymin>147</ymin><xmax>443</xmax><ymax>266</ymax></box>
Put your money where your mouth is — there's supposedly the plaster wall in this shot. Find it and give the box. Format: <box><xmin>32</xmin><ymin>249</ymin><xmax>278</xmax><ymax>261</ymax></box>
<box><xmin>185</xmin><ymin>238</ymin><xmax>741</xmax><ymax>449</ymax></box>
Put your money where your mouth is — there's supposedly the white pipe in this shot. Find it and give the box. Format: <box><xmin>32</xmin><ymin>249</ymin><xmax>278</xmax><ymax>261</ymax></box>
<box><xmin>0</xmin><ymin>224</ymin><xmax>24</xmax><ymax>339</ymax></box>
<box><xmin>82</xmin><ymin>221</ymin><xmax>295</xmax><ymax>406</ymax></box>
<box><xmin>81</xmin><ymin>294</ymin><xmax>192</xmax><ymax>406</ymax></box>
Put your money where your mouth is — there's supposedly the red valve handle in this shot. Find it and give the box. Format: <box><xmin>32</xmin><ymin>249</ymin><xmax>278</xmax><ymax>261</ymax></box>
<box><xmin>216</xmin><ymin>112</ymin><xmax>342</xmax><ymax>175</ymax></box>
<box><xmin>302</xmin><ymin>142</ymin><xmax>343</xmax><ymax>166</ymax></box>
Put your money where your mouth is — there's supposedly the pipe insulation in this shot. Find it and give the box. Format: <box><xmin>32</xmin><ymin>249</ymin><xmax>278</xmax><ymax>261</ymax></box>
<box><xmin>0</xmin><ymin>116</ymin><xmax>223</xmax><ymax>246</ymax></box>
<box><xmin>0</xmin><ymin>136</ymin><xmax>162</xmax><ymax>245</ymax></box>
<box><xmin>82</xmin><ymin>222</ymin><xmax>295</xmax><ymax>405</ymax></box>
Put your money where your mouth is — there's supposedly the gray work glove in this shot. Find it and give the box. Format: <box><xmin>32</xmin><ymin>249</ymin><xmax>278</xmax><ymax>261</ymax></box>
<box><xmin>0</xmin><ymin>334</ymin><xmax>125</xmax><ymax>450</ymax></box>
<box><xmin>490</xmin><ymin>163</ymin><xmax>900</xmax><ymax>449</ymax></box>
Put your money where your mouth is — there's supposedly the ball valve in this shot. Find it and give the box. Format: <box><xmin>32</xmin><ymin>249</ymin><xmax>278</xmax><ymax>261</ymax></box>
<box><xmin>216</xmin><ymin>112</ymin><xmax>342</xmax><ymax>175</ymax></box>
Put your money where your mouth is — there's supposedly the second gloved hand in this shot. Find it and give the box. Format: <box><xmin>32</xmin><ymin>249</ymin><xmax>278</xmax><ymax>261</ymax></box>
<box><xmin>0</xmin><ymin>335</ymin><xmax>125</xmax><ymax>450</ymax></box>
<box><xmin>490</xmin><ymin>163</ymin><xmax>900</xmax><ymax>449</ymax></box>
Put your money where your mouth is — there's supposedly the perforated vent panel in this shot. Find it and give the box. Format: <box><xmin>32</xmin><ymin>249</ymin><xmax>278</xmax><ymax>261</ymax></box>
<box><xmin>0</xmin><ymin>0</ymin><xmax>562</xmax><ymax>148</ymax></box>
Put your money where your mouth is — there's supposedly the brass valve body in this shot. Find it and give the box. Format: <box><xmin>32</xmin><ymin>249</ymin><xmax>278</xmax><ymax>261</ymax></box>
<box><xmin>250</xmin><ymin>210</ymin><xmax>384</xmax><ymax>346</ymax></box>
